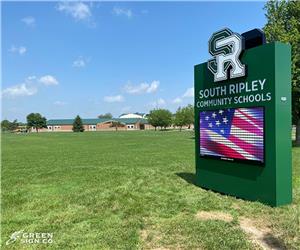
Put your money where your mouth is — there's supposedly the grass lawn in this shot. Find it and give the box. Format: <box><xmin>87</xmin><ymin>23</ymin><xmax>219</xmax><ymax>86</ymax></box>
<box><xmin>1</xmin><ymin>131</ymin><xmax>299</xmax><ymax>249</ymax></box>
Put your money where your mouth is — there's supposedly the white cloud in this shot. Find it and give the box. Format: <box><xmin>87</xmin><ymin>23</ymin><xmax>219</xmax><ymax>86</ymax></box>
<box><xmin>21</xmin><ymin>16</ymin><xmax>35</xmax><ymax>27</ymax></box>
<box><xmin>182</xmin><ymin>87</ymin><xmax>194</xmax><ymax>98</ymax></box>
<box><xmin>104</xmin><ymin>95</ymin><xmax>124</xmax><ymax>103</ymax></box>
<box><xmin>2</xmin><ymin>75</ymin><xmax>58</xmax><ymax>98</ymax></box>
<box><xmin>39</xmin><ymin>75</ymin><xmax>59</xmax><ymax>86</ymax></box>
<box><xmin>172</xmin><ymin>97</ymin><xmax>182</xmax><ymax>104</ymax></box>
<box><xmin>171</xmin><ymin>87</ymin><xmax>194</xmax><ymax>106</ymax></box>
<box><xmin>57</xmin><ymin>2</ymin><xmax>92</xmax><ymax>21</ymax></box>
<box><xmin>54</xmin><ymin>101</ymin><xmax>67</xmax><ymax>106</ymax></box>
<box><xmin>72</xmin><ymin>57</ymin><xmax>88</xmax><ymax>68</ymax></box>
<box><xmin>150</xmin><ymin>98</ymin><xmax>166</xmax><ymax>108</ymax></box>
<box><xmin>26</xmin><ymin>76</ymin><xmax>36</xmax><ymax>81</ymax></box>
<box><xmin>9</xmin><ymin>45</ymin><xmax>27</xmax><ymax>55</ymax></box>
<box><xmin>2</xmin><ymin>83</ymin><xmax>37</xmax><ymax>98</ymax></box>
<box><xmin>146</xmin><ymin>81</ymin><xmax>160</xmax><ymax>93</ymax></box>
<box><xmin>113</xmin><ymin>7</ymin><xmax>132</xmax><ymax>18</ymax></box>
<box><xmin>157</xmin><ymin>98</ymin><xmax>166</xmax><ymax>105</ymax></box>
<box><xmin>124</xmin><ymin>80</ymin><xmax>159</xmax><ymax>94</ymax></box>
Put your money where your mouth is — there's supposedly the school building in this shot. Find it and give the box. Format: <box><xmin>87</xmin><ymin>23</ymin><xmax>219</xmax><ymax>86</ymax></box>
<box><xmin>45</xmin><ymin>117</ymin><xmax>152</xmax><ymax>132</ymax></box>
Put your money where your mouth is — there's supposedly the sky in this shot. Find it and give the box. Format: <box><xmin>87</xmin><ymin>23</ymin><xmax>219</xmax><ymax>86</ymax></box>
<box><xmin>2</xmin><ymin>1</ymin><xmax>266</xmax><ymax>122</ymax></box>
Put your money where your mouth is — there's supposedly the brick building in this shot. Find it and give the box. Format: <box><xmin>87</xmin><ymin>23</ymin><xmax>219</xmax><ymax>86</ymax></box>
<box><xmin>44</xmin><ymin>118</ymin><xmax>152</xmax><ymax>132</ymax></box>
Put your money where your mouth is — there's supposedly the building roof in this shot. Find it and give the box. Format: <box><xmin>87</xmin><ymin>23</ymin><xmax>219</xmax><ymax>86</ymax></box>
<box><xmin>119</xmin><ymin>112</ymin><xmax>147</xmax><ymax>117</ymax></box>
<box><xmin>47</xmin><ymin>117</ymin><xmax>148</xmax><ymax>125</ymax></box>
<box><xmin>47</xmin><ymin>118</ymin><xmax>108</xmax><ymax>125</ymax></box>
<box><xmin>119</xmin><ymin>113</ymin><xmax>144</xmax><ymax>119</ymax></box>
<box><xmin>115</xmin><ymin>118</ymin><xmax>148</xmax><ymax>124</ymax></box>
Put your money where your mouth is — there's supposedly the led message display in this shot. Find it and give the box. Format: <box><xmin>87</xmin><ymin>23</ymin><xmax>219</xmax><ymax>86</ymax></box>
<box><xmin>200</xmin><ymin>107</ymin><xmax>264</xmax><ymax>164</ymax></box>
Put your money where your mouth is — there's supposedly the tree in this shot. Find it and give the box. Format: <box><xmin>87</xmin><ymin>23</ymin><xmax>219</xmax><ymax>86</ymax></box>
<box><xmin>72</xmin><ymin>115</ymin><xmax>84</xmax><ymax>132</ymax></box>
<box><xmin>148</xmin><ymin>110</ymin><xmax>160</xmax><ymax>131</ymax></box>
<box><xmin>10</xmin><ymin>119</ymin><xmax>19</xmax><ymax>131</ymax></box>
<box><xmin>26</xmin><ymin>113</ymin><xmax>47</xmax><ymax>132</ymax></box>
<box><xmin>98</xmin><ymin>113</ymin><xmax>113</xmax><ymax>119</ymax></box>
<box><xmin>110</xmin><ymin>121</ymin><xmax>125</xmax><ymax>131</ymax></box>
<box><xmin>148</xmin><ymin>109</ymin><xmax>172</xmax><ymax>130</ymax></box>
<box><xmin>264</xmin><ymin>0</ymin><xmax>300</xmax><ymax>145</ymax></box>
<box><xmin>174</xmin><ymin>107</ymin><xmax>186</xmax><ymax>131</ymax></box>
<box><xmin>182</xmin><ymin>104</ymin><xmax>194</xmax><ymax>129</ymax></box>
<box><xmin>1</xmin><ymin>120</ymin><xmax>19</xmax><ymax>131</ymax></box>
<box><xmin>1</xmin><ymin>120</ymin><xmax>10</xmax><ymax>132</ymax></box>
<box><xmin>1</xmin><ymin>119</ymin><xmax>19</xmax><ymax>132</ymax></box>
<box><xmin>174</xmin><ymin>105</ymin><xmax>194</xmax><ymax>131</ymax></box>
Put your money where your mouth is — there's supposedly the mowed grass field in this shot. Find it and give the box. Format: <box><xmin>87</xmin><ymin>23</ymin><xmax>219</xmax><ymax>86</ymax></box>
<box><xmin>1</xmin><ymin>131</ymin><xmax>299</xmax><ymax>249</ymax></box>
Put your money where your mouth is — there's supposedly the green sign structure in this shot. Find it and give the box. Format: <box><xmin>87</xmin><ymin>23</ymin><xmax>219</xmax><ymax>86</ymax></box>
<box><xmin>194</xmin><ymin>28</ymin><xmax>292</xmax><ymax>206</ymax></box>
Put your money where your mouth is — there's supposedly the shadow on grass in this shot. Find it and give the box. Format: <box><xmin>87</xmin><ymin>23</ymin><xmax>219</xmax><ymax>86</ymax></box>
<box><xmin>176</xmin><ymin>172</ymin><xmax>229</xmax><ymax>194</ymax></box>
<box><xmin>176</xmin><ymin>172</ymin><xmax>197</xmax><ymax>186</ymax></box>
<box><xmin>175</xmin><ymin>172</ymin><xmax>255</xmax><ymax>202</ymax></box>
<box><xmin>262</xmin><ymin>233</ymin><xmax>287</xmax><ymax>250</ymax></box>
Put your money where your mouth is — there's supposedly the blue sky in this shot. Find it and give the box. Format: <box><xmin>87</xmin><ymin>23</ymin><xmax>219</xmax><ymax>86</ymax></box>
<box><xmin>2</xmin><ymin>1</ymin><xmax>266</xmax><ymax>121</ymax></box>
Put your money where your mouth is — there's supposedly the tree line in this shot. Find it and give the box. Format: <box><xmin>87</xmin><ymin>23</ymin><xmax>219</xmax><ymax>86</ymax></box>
<box><xmin>148</xmin><ymin>104</ymin><xmax>194</xmax><ymax>131</ymax></box>
<box><xmin>1</xmin><ymin>105</ymin><xmax>194</xmax><ymax>133</ymax></box>
<box><xmin>1</xmin><ymin>113</ymin><xmax>47</xmax><ymax>133</ymax></box>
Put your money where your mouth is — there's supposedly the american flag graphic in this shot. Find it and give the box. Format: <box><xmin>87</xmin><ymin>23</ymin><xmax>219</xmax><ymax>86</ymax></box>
<box><xmin>200</xmin><ymin>107</ymin><xmax>264</xmax><ymax>162</ymax></box>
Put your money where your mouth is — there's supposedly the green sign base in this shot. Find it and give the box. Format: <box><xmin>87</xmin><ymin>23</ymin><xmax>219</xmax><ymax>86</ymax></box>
<box><xmin>194</xmin><ymin>42</ymin><xmax>292</xmax><ymax>207</ymax></box>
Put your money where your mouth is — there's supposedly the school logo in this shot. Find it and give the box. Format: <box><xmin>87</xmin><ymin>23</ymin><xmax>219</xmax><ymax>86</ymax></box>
<box><xmin>208</xmin><ymin>28</ymin><xmax>246</xmax><ymax>82</ymax></box>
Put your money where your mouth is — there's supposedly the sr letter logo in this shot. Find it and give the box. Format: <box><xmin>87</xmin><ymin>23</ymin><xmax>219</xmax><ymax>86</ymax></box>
<box><xmin>208</xmin><ymin>28</ymin><xmax>246</xmax><ymax>82</ymax></box>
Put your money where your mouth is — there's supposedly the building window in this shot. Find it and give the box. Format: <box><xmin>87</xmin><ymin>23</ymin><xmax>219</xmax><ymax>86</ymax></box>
<box><xmin>89</xmin><ymin>125</ymin><xmax>96</xmax><ymax>131</ymax></box>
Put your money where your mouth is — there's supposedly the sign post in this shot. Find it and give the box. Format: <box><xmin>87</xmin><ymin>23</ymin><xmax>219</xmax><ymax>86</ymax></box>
<box><xmin>194</xmin><ymin>28</ymin><xmax>292</xmax><ymax>206</ymax></box>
